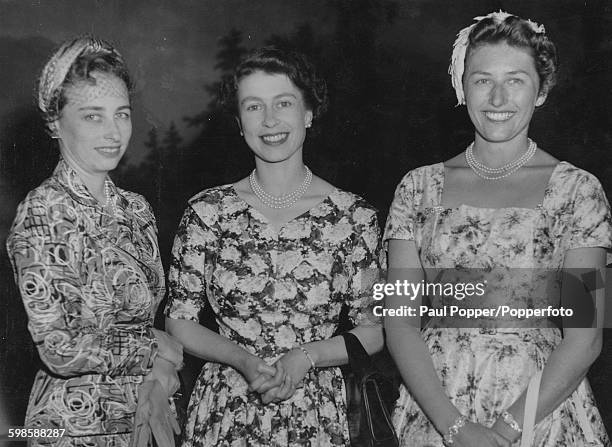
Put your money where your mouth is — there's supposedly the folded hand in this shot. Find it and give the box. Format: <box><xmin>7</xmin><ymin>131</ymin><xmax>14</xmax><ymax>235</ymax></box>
<box><xmin>259</xmin><ymin>349</ymin><xmax>311</xmax><ymax>404</ymax></box>
<box><xmin>238</xmin><ymin>353</ymin><xmax>281</xmax><ymax>394</ymax></box>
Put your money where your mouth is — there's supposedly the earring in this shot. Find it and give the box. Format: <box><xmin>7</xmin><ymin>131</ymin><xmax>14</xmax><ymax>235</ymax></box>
<box><xmin>305</xmin><ymin>123</ymin><xmax>311</xmax><ymax>129</ymax></box>
<box><xmin>239</xmin><ymin>130</ymin><xmax>244</xmax><ymax>136</ymax></box>
<box><xmin>536</xmin><ymin>92</ymin><xmax>547</xmax><ymax>107</ymax></box>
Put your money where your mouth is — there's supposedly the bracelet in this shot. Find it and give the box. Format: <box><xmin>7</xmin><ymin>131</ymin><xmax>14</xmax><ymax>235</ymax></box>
<box><xmin>501</xmin><ymin>410</ymin><xmax>522</xmax><ymax>433</ymax></box>
<box><xmin>443</xmin><ymin>415</ymin><xmax>467</xmax><ymax>445</ymax></box>
<box><xmin>297</xmin><ymin>346</ymin><xmax>316</xmax><ymax>370</ymax></box>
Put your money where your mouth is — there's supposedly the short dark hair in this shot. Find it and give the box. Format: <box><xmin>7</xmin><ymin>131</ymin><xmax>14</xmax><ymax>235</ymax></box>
<box><xmin>467</xmin><ymin>15</ymin><xmax>558</xmax><ymax>95</ymax></box>
<box><xmin>220</xmin><ymin>47</ymin><xmax>328</xmax><ymax>123</ymax></box>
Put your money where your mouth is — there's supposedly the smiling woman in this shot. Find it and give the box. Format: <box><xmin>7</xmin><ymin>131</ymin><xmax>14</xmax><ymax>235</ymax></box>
<box><xmin>6</xmin><ymin>36</ymin><xmax>183</xmax><ymax>446</ymax></box>
<box><xmin>385</xmin><ymin>11</ymin><xmax>612</xmax><ymax>447</ymax></box>
<box><xmin>464</xmin><ymin>43</ymin><xmax>545</xmax><ymax>149</ymax></box>
<box><xmin>54</xmin><ymin>72</ymin><xmax>132</xmax><ymax>178</ymax></box>
<box><xmin>164</xmin><ymin>47</ymin><xmax>385</xmax><ymax>446</ymax></box>
<box><xmin>237</xmin><ymin>71</ymin><xmax>312</xmax><ymax>165</ymax></box>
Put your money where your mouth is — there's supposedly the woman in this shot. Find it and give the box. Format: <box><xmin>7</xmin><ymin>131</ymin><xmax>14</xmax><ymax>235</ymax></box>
<box><xmin>385</xmin><ymin>12</ymin><xmax>611</xmax><ymax>447</ymax></box>
<box><xmin>6</xmin><ymin>36</ymin><xmax>182</xmax><ymax>446</ymax></box>
<box><xmin>165</xmin><ymin>47</ymin><xmax>384</xmax><ymax>446</ymax></box>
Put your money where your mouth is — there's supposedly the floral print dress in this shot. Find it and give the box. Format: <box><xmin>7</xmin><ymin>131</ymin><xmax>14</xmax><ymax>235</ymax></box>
<box><xmin>6</xmin><ymin>159</ymin><xmax>164</xmax><ymax>447</ymax></box>
<box><xmin>384</xmin><ymin>162</ymin><xmax>612</xmax><ymax>446</ymax></box>
<box><xmin>165</xmin><ymin>185</ymin><xmax>381</xmax><ymax>446</ymax></box>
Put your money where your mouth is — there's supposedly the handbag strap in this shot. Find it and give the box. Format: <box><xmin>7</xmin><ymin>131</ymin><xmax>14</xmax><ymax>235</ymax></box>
<box><xmin>520</xmin><ymin>372</ymin><xmax>598</xmax><ymax>445</ymax></box>
<box><xmin>341</xmin><ymin>332</ymin><xmax>374</xmax><ymax>377</ymax></box>
<box><xmin>520</xmin><ymin>371</ymin><xmax>542</xmax><ymax>447</ymax></box>
<box><xmin>574</xmin><ymin>386</ymin><xmax>597</xmax><ymax>443</ymax></box>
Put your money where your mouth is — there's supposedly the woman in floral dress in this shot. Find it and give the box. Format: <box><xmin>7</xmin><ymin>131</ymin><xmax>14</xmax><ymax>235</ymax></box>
<box><xmin>6</xmin><ymin>37</ymin><xmax>182</xmax><ymax>446</ymax></box>
<box><xmin>385</xmin><ymin>12</ymin><xmax>611</xmax><ymax>447</ymax></box>
<box><xmin>165</xmin><ymin>47</ymin><xmax>384</xmax><ymax>446</ymax></box>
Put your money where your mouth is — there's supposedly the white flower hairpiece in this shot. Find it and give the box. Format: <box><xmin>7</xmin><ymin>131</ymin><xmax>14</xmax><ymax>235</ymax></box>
<box><xmin>448</xmin><ymin>10</ymin><xmax>546</xmax><ymax>106</ymax></box>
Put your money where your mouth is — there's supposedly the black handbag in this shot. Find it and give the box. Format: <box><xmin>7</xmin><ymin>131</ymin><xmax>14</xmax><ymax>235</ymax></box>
<box><xmin>341</xmin><ymin>332</ymin><xmax>400</xmax><ymax>447</ymax></box>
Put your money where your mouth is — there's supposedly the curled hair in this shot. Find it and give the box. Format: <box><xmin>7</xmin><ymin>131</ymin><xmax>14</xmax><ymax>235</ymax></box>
<box><xmin>449</xmin><ymin>12</ymin><xmax>558</xmax><ymax>104</ymax></box>
<box><xmin>467</xmin><ymin>15</ymin><xmax>558</xmax><ymax>95</ymax></box>
<box><xmin>219</xmin><ymin>47</ymin><xmax>328</xmax><ymax>124</ymax></box>
<box><xmin>38</xmin><ymin>36</ymin><xmax>132</xmax><ymax>126</ymax></box>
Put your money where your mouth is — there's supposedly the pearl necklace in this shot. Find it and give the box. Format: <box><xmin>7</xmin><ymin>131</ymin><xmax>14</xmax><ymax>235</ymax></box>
<box><xmin>249</xmin><ymin>166</ymin><xmax>312</xmax><ymax>209</ymax></box>
<box><xmin>466</xmin><ymin>138</ymin><xmax>537</xmax><ymax>173</ymax></box>
<box><xmin>104</xmin><ymin>178</ymin><xmax>117</xmax><ymax>215</ymax></box>
<box><xmin>465</xmin><ymin>139</ymin><xmax>537</xmax><ymax>180</ymax></box>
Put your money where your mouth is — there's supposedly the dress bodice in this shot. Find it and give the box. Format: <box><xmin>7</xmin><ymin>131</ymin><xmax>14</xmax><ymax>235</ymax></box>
<box><xmin>384</xmin><ymin>161</ymin><xmax>612</xmax><ymax>318</ymax></box>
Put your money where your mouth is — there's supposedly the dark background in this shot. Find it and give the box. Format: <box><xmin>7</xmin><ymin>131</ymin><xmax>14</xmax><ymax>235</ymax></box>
<box><xmin>1</xmin><ymin>0</ymin><xmax>611</xmax><ymax>436</ymax></box>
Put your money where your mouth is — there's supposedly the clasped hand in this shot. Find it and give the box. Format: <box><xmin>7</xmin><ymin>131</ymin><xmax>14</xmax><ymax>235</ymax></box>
<box><xmin>241</xmin><ymin>349</ymin><xmax>312</xmax><ymax>404</ymax></box>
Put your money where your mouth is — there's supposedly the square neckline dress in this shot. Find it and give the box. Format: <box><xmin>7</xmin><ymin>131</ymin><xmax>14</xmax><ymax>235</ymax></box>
<box><xmin>383</xmin><ymin>161</ymin><xmax>612</xmax><ymax>446</ymax></box>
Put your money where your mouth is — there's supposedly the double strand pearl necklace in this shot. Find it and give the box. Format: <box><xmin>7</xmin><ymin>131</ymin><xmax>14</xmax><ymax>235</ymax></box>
<box><xmin>249</xmin><ymin>166</ymin><xmax>312</xmax><ymax>209</ymax></box>
<box><xmin>465</xmin><ymin>139</ymin><xmax>537</xmax><ymax>180</ymax></box>
<box><xmin>104</xmin><ymin>178</ymin><xmax>117</xmax><ymax>215</ymax></box>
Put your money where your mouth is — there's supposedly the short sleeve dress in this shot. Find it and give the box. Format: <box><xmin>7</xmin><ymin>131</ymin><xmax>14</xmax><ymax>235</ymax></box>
<box><xmin>384</xmin><ymin>161</ymin><xmax>612</xmax><ymax>446</ymax></box>
<box><xmin>6</xmin><ymin>159</ymin><xmax>164</xmax><ymax>446</ymax></box>
<box><xmin>165</xmin><ymin>185</ymin><xmax>382</xmax><ymax>446</ymax></box>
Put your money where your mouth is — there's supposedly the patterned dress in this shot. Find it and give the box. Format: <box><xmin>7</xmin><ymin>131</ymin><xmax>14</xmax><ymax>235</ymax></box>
<box><xmin>384</xmin><ymin>161</ymin><xmax>612</xmax><ymax>446</ymax></box>
<box><xmin>165</xmin><ymin>185</ymin><xmax>381</xmax><ymax>446</ymax></box>
<box><xmin>6</xmin><ymin>159</ymin><xmax>164</xmax><ymax>447</ymax></box>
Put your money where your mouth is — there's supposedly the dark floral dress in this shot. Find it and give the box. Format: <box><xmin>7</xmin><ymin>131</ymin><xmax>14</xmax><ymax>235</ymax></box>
<box><xmin>384</xmin><ymin>162</ymin><xmax>612</xmax><ymax>446</ymax></box>
<box><xmin>6</xmin><ymin>159</ymin><xmax>164</xmax><ymax>446</ymax></box>
<box><xmin>165</xmin><ymin>185</ymin><xmax>382</xmax><ymax>446</ymax></box>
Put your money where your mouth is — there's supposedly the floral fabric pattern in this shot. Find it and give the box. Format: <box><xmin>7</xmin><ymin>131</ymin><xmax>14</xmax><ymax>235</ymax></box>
<box><xmin>6</xmin><ymin>159</ymin><xmax>164</xmax><ymax>446</ymax></box>
<box><xmin>384</xmin><ymin>162</ymin><xmax>612</xmax><ymax>446</ymax></box>
<box><xmin>166</xmin><ymin>185</ymin><xmax>382</xmax><ymax>446</ymax></box>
